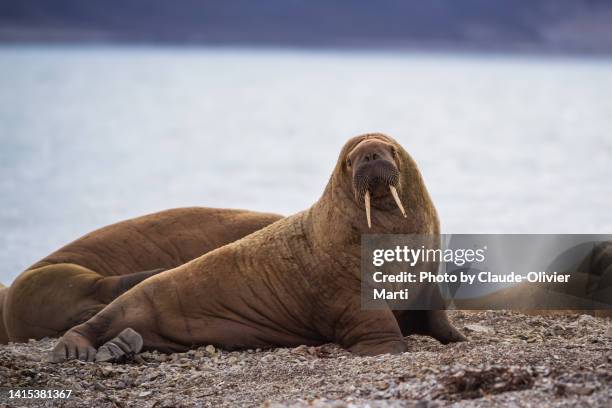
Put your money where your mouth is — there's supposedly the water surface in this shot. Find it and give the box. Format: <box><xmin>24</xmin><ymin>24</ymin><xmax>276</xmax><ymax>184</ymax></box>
<box><xmin>1</xmin><ymin>46</ymin><xmax>612</xmax><ymax>283</ymax></box>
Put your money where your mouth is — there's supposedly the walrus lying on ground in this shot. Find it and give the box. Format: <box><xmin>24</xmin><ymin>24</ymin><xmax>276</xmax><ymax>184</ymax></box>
<box><xmin>2</xmin><ymin>208</ymin><xmax>282</xmax><ymax>343</ymax></box>
<box><xmin>0</xmin><ymin>284</ymin><xmax>8</xmax><ymax>344</ymax></box>
<box><xmin>454</xmin><ymin>241</ymin><xmax>612</xmax><ymax>318</ymax></box>
<box><xmin>52</xmin><ymin>133</ymin><xmax>465</xmax><ymax>362</ymax></box>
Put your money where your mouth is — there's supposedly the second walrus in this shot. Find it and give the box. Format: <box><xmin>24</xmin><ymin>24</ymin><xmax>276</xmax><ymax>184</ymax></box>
<box><xmin>3</xmin><ymin>208</ymin><xmax>282</xmax><ymax>343</ymax></box>
<box><xmin>52</xmin><ymin>133</ymin><xmax>465</xmax><ymax>362</ymax></box>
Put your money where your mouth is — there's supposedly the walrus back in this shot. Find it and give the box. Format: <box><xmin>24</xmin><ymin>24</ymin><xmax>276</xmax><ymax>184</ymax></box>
<box><xmin>26</xmin><ymin>207</ymin><xmax>283</xmax><ymax>277</ymax></box>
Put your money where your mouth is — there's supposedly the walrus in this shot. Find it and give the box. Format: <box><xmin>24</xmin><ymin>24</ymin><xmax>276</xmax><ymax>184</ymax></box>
<box><xmin>0</xmin><ymin>284</ymin><xmax>8</xmax><ymax>344</ymax></box>
<box><xmin>51</xmin><ymin>133</ymin><xmax>465</xmax><ymax>362</ymax></box>
<box><xmin>2</xmin><ymin>208</ymin><xmax>282</xmax><ymax>343</ymax></box>
<box><xmin>454</xmin><ymin>241</ymin><xmax>612</xmax><ymax>318</ymax></box>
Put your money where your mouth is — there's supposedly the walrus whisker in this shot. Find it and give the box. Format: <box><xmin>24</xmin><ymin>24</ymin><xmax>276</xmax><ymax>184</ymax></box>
<box><xmin>389</xmin><ymin>186</ymin><xmax>407</xmax><ymax>218</ymax></box>
<box><xmin>365</xmin><ymin>190</ymin><xmax>372</xmax><ymax>229</ymax></box>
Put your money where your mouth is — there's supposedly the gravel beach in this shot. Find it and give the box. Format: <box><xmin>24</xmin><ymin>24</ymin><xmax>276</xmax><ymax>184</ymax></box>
<box><xmin>1</xmin><ymin>311</ymin><xmax>611</xmax><ymax>407</ymax></box>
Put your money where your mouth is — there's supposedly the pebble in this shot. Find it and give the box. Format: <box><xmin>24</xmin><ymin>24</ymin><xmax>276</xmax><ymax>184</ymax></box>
<box><xmin>464</xmin><ymin>323</ymin><xmax>494</xmax><ymax>334</ymax></box>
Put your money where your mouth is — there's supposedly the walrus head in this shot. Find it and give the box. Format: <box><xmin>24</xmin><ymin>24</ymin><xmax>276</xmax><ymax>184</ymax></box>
<box><xmin>318</xmin><ymin>133</ymin><xmax>438</xmax><ymax>236</ymax></box>
<box><xmin>347</xmin><ymin>138</ymin><xmax>407</xmax><ymax>228</ymax></box>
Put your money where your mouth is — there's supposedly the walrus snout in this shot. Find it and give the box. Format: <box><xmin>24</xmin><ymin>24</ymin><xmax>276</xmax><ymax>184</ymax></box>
<box><xmin>353</xmin><ymin>160</ymin><xmax>399</xmax><ymax>198</ymax></box>
<box><xmin>349</xmin><ymin>139</ymin><xmax>399</xmax><ymax>196</ymax></box>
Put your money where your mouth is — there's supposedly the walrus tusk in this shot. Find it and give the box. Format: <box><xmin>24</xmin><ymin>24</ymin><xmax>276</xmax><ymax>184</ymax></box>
<box><xmin>389</xmin><ymin>186</ymin><xmax>407</xmax><ymax>218</ymax></box>
<box><xmin>365</xmin><ymin>190</ymin><xmax>372</xmax><ymax>228</ymax></box>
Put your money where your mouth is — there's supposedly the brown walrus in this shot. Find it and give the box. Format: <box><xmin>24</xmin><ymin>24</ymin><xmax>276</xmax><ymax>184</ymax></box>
<box><xmin>2</xmin><ymin>208</ymin><xmax>282</xmax><ymax>343</ymax></box>
<box><xmin>52</xmin><ymin>133</ymin><xmax>465</xmax><ymax>362</ymax></box>
<box><xmin>0</xmin><ymin>284</ymin><xmax>8</xmax><ymax>344</ymax></box>
<box><xmin>454</xmin><ymin>241</ymin><xmax>612</xmax><ymax>318</ymax></box>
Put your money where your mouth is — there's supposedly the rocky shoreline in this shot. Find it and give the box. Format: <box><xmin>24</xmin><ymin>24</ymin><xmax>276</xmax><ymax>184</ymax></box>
<box><xmin>1</xmin><ymin>311</ymin><xmax>611</xmax><ymax>407</ymax></box>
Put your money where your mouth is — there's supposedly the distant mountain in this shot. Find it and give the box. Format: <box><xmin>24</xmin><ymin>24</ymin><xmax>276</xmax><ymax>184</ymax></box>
<box><xmin>1</xmin><ymin>0</ymin><xmax>612</xmax><ymax>53</ymax></box>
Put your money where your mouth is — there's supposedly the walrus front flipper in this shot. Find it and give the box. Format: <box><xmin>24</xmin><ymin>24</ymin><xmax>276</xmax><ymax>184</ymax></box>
<box><xmin>95</xmin><ymin>328</ymin><xmax>143</xmax><ymax>362</ymax></box>
<box><xmin>395</xmin><ymin>310</ymin><xmax>467</xmax><ymax>344</ymax></box>
<box><xmin>424</xmin><ymin>310</ymin><xmax>467</xmax><ymax>344</ymax></box>
<box><xmin>51</xmin><ymin>330</ymin><xmax>97</xmax><ymax>363</ymax></box>
<box><xmin>334</xmin><ymin>307</ymin><xmax>408</xmax><ymax>356</ymax></box>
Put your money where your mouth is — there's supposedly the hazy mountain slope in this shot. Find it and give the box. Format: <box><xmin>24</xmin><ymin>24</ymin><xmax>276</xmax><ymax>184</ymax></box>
<box><xmin>1</xmin><ymin>1</ymin><xmax>612</xmax><ymax>52</ymax></box>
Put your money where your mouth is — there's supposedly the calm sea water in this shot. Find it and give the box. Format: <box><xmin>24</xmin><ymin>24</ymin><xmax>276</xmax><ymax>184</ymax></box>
<box><xmin>1</xmin><ymin>46</ymin><xmax>612</xmax><ymax>284</ymax></box>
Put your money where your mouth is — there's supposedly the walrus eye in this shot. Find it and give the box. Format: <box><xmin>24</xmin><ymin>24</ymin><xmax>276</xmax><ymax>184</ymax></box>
<box><xmin>346</xmin><ymin>158</ymin><xmax>352</xmax><ymax>168</ymax></box>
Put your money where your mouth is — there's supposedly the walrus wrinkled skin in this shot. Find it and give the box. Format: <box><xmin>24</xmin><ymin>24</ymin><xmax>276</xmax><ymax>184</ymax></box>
<box><xmin>2</xmin><ymin>208</ymin><xmax>282</xmax><ymax>343</ymax></box>
<box><xmin>52</xmin><ymin>133</ymin><xmax>465</xmax><ymax>362</ymax></box>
